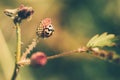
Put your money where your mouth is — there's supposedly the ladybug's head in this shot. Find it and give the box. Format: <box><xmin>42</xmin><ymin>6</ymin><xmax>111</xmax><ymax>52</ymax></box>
<box><xmin>41</xmin><ymin>24</ymin><xmax>54</xmax><ymax>38</ymax></box>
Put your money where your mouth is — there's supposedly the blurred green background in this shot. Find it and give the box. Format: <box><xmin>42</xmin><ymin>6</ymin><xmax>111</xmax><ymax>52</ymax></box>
<box><xmin>1</xmin><ymin>0</ymin><xmax>120</xmax><ymax>80</ymax></box>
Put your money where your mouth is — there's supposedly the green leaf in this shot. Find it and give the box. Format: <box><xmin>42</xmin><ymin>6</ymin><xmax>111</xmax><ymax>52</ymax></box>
<box><xmin>87</xmin><ymin>32</ymin><xmax>116</xmax><ymax>48</ymax></box>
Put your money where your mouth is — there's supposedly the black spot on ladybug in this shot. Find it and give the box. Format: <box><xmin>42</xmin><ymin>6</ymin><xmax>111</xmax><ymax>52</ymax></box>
<box><xmin>36</xmin><ymin>23</ymin><xmax>54</xmax><ymax>38</ymax></box>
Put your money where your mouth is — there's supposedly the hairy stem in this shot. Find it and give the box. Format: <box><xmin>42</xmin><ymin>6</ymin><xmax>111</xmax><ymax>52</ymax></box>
<box><xmin>47</xmin><ymin>47</ymin><xmax>87</xmax><ymax>60</ymax></box>
<box><xmin>16</xmin><ymin>23</ymin><xmax>21</xmax><ymax>63</ymax></box>
<box><xmin>47</xmin><ymin>50</ymin><xmax>78</xmax><ymax>60</ymax></box>
<box><xmin>11</xmin><ymin>23</ymin><xmax>21</xmax><ymax>80</ymax></box>
<box><xmin>20</xmin><ymin>39</ymin><xmax>38</xmax><ymax>60</ymax></box>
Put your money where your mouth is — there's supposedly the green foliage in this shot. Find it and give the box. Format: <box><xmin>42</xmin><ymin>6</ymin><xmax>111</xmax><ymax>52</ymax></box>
<box><xmin>87</xmin><ymin>32</ymin><xmax>116</xmax><ymax>48</ymax></box>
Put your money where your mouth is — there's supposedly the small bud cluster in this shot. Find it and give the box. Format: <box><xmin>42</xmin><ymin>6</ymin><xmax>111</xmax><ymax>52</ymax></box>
<box><xmin>90</xmin><ymin>47</ymin><xmax>120</xmax><ymax>64</ymax></box>
<box><xmin>91</xmin><ymin>48</ymin><xmax>113</xmax><ymax>59</ymax></box>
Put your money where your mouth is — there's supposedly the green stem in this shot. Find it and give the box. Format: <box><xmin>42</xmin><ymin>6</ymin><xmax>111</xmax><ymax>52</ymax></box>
<box><xmin>16</xmin><ymin>23</ymin><xmax>21</xmax><ymax>63</ymax></box>
<box><xmin>11</xmin><ymin>23</ymin><xmax>21</xmax><ymax>80</ymax></box>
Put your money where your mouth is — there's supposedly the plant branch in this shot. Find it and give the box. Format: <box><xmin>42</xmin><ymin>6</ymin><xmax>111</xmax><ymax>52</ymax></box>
<box><xmin>16</xmin><ymin>23</ymin><xmax>21</xmax><ymax>63</ymax></box>
<box><xmin>17</xmin><ymin>47</ymin><xmax>87</xmax><ymax>65</ymax></box>
<box><xmin>47</xmin><ymin>47</ymin><xmax>87</xmax><ymax>60</ymax></box>
<box><xmin>18</xmin><ymin>59</ymin><xmax>31</xmax><ymax>66</ymax></box>
<box><xmin>11</xmin><ymin>64</ymin><xmax>19</xmax><ymax>80</ymax></box>
<box><xmin>20</xmin><ymin>39</ymin><xmax>38</xmax><ymax>61</ymax></box>
<box><xmin>17</xmin><ymin>46</ymin><xmax>120</xmax><ymax>67</ymax></box>
<box><xmin>11</xmin><ymin>23</ymin><xmax>21</xmax><ymax>80</ymax></box>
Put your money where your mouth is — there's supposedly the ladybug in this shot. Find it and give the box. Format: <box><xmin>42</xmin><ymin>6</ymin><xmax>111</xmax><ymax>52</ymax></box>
<box><xmin>36</xmin><ymin>18</ymin><xmax>54</xmax><ymax>38</ymax></box>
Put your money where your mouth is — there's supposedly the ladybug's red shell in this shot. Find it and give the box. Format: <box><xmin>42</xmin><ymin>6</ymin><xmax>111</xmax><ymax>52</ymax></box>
<box><xmin>36</xmin><ymin>18</ymin><xmax>54</xmax><ymax>38</ymax></box>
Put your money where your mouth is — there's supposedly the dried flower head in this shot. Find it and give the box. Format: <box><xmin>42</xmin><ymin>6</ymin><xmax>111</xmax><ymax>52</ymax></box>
<box><xmin>36</xmin><ymin>18</ymin><xmax>54</xmax><ymax>38</ymax></box>
<box><xmin>30</xmin><ymin>52</ymin><xmax>47</xmax><ymax>67</ymax></box>
<box><xmin>18</xmin><ymin>4</ymin><xmax>34</xmax><ymax>20</ymax></box>
<box><xmin>4</xmin><ymin>4</ymin><xmax>34</xmax><ymax>24</ymax></box>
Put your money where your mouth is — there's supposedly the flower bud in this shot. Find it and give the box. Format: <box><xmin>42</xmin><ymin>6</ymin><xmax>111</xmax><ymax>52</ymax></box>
<box><xmin>30</xmin><ymin>52</ymin><xmax>47</xmax><ymax>67</ymax></box>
